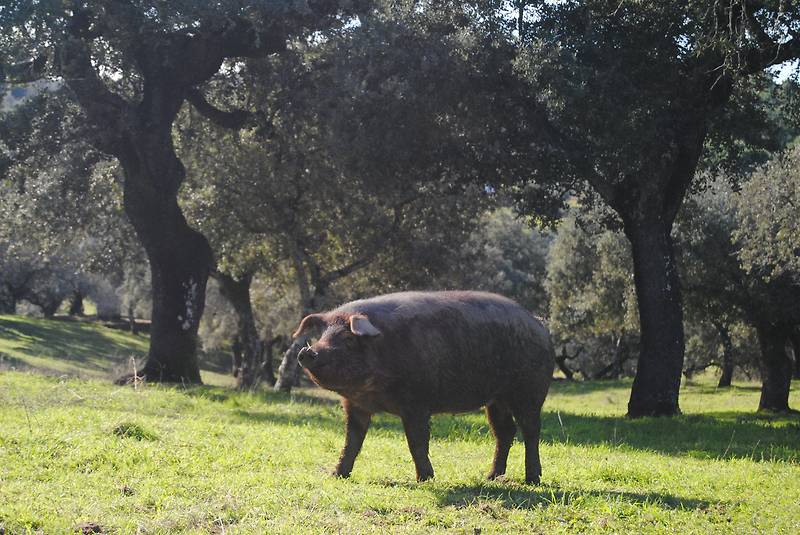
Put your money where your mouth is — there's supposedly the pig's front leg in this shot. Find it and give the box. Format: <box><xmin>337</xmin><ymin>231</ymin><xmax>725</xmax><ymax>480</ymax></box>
<box><xmin>401</xmin><ymin>410</ymin><xmax>434</xmax><ymax>482</ymax></box>
<box><xmin>334</xmin><ymin>399</ymin><xmax>372</xmax><ymax>478</ymax></box>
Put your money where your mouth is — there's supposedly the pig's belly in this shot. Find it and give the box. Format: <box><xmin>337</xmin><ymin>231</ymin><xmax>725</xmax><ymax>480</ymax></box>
<box><xmin>344</xmin><ymin>385</ymin><xmax>499</xmax><ymax>416</ymax></box>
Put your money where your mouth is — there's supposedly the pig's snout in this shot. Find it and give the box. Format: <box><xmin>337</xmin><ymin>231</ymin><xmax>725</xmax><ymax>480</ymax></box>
<box><xmin>297</xmin><ymin>346</ymin><xmax>318</xmax><ymax>367</ymax></box>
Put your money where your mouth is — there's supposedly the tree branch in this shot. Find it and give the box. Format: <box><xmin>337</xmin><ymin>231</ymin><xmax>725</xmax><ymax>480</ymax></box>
<box><xmin>186</xmin><ymin>88</ymin><xmax>256</xmax><ymax>129</ymax></box>
<box><xmin>317</xmin><ymin>195</ymin><xmax>414</xmax><ymax>287</ymax></box>
<box><xmin>741</xmin><ymin>5</ymin><xmax>800</xmax><ymax>73</ymax></box>
<box><xmin>57</xmin><ymin>37</ymin><xmax>132</xmax><ymax>155</ymax></box>
<box><xmin>0</xmin><ymin>56</ymin><xmax>48</xmax><ymax>84</ymax></box>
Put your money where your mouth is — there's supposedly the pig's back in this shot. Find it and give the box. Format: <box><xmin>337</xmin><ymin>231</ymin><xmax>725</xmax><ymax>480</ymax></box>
<box><xmin>337</xmin><ymin>291</ymin><xmax>553</xmax><ymax>412</ymax></box>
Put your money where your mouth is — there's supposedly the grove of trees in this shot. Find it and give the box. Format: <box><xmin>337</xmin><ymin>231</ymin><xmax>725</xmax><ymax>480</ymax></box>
<box><xmin>2</xmin><ymin>1</ymin><xmax>799</xmax><ymax>414</ymax></box>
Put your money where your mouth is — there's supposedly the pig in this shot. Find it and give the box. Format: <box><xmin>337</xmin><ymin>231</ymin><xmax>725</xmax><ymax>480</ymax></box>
<box><xmin>294</xmin><ymin>290</ymin><xmax>555</xmax><ymax>483</ymax></box>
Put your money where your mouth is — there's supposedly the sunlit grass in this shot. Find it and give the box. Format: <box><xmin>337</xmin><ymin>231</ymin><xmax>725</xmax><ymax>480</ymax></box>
<box><xmin>0</xmin><ymin>315</ymin><xmax>798</xmax><ymax>533</ymax></box>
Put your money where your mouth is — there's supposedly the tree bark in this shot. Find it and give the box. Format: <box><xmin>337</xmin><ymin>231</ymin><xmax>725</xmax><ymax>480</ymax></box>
<box><xmin>118</xmin><ymin>130</ymin><xmax>212</xmax><ymax>384</ymax></box>
<box><xmin>40</xmin><ymin>299</ymin><xmax>61</xmax><ymax>319</ymax></box>
<box><xmin>261</xmin><ymin>336</ymin><xmax>283</xmax><ymax>384</ymax></box>
<box><xmin>554</xmin><ymin>345</ymin><xmax>577</xmax><ymax>380</ymax></box>
<box><xmin>594</xmin><ymin>333</ymin><xmax>629</xmax><ymax>380</ymax></box>
<box><xmin>128</xmin><ymin>302</ymin><xmax>139</xmax><ymax>335</ymax></box>
<box><xmin>755</xmin><ymin>322</ymin><xmax>793</xmax><ymax>412</ymax></box>
<box><xmin>274</xmin><ymin>336</ymin><xmax>308</xmax><ymax>392</ymax></box>
<box><xmin>625</xmin><ymin>220</ymin><xmax>685</xmax><ymax>417</ymax></box>
<box><xmin>789</xmin><ymin>329</ymin><xmax>800</xmax><ymax>381</ymax></box>
<box><xmin>0</xmin><ymin>291</ymin><xmax>16</xmax><ymax>314</ymax></box>
<box><xmin>716</xmin><ymin>322</ymin><xmax>735</xmax><ymax>388</ymax></box>
<box><xmin>216</xmin><ymin>272</ymin><xmax>272</xmax><ymax>389</ymax></box>
<box><xmin>68</xmin><ymin>291</ymin><xmax>84</xmax><ymax>316</ymax></box>
<box><xmin>137</xmin><ymin>226</ymin><xmax>210</xmax><ymax>383</ymax></box>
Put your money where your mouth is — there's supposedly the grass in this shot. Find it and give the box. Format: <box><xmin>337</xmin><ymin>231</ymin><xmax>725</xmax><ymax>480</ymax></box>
<box><xmin>0</xmin><ymin>315</ymin><xmax>233</xmax><ymax>387</ymax></box>
<box><xmin>0</xmin><ymin>316</ymin><xmax>799</xmax><ymax>533</ymax></box>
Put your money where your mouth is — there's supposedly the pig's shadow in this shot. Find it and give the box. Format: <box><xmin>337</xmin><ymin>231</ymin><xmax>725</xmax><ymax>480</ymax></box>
<box><xmin>432</xmin><ymin>482</ymin><xmax>721</xmax><ymax>512</ymax></box>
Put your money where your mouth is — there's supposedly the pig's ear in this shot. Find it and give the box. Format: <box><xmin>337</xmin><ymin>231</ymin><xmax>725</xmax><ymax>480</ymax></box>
<box><xmin>293</xmin><ymin>313</ymin><xmax>325</xmax><ymax>339</ymax></box>
<box><xmin>349</xmin><ymin>314</ymin><xmax>382</xmax><ymax>337</ymax></box>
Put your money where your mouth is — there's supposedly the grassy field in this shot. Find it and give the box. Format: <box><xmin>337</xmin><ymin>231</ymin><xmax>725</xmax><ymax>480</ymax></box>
<box><xmin>0</xmin><ymin>316</ymin><xmax>799</xmax><ymax>533</ymax></box>
<box><xmin>0</xmin><ymin>315</ymin><xmax>234</xmax><ymax>387</ymax></box>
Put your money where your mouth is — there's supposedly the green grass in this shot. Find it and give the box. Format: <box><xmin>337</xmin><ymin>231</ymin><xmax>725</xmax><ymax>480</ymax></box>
<box><xmin>0</xmin><ymin>315</ymin><xmax>233</xmax><ymax>386</ymax></box>
<box><xmin>0</xmin><ymin>316</ymin><xmax>799</xmax><ymax>533</ymax></box>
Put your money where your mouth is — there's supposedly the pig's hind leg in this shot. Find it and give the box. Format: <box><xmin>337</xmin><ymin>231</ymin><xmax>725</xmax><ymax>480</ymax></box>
<box><xmin>401</xmin><ymin>410</ymin><xmax>435</xmax><ymax>482</ymax></box>
<box><xmin>486</xmin><ymin>401</ymin><xmax>517</xmax><ymax>480</ymax></box>
<box><xmin>510</xmin><ymin>400</ymin><xmax>544</xmax><ymax>485</ymax></box>
<box><xmin>334</xmin><ymin>400</ymin><xmax>372</xmax><ymax>478</ymax></box>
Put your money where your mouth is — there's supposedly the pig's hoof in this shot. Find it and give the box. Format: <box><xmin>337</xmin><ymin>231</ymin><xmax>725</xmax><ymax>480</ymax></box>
<box><xmin>416</xmin><ymin>471</ymin><xmax>434</xmax><ymax>482</ymax></box>
<box><xmin>525</xmin><ymin>475</ymin><xmax>541</xmax><ymax>485</ymax></box>
<box><xmin>486</xmin><ymin>471</ymin><xmax>506</xmax><ymax>481</ymax></box>
<box><xmin>332</xmin><ymin>469</ymin><xmax>351</xmax><ymax>479</ymax></box>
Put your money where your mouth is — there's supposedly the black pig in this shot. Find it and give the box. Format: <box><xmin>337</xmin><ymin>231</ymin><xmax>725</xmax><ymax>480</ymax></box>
<box><xmin>294</xmin><ymin>291</ymin><xmax>554</xmax><ymax>483</ymax></box>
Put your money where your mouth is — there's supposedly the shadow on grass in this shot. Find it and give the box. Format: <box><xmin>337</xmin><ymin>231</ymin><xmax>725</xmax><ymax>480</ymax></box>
<box><xmin>0</xmin><ymin>315</ymin><xmax>230</xmax><ymax>377</ymax></box>
<box><xmin>549</xmin><ymin>379</ymin><xmax>631</xmax><ymax>395</ymax></box>
<box><xmin>434</xmin><ymin>483</ymin><xmax>719</xmax><ymax>512</ymax></box>
<box><xmin>0</xmin><ymin>315</ymin><xmax>145</xmax><ymax>372</ymax></box>
<box><xmin>230</xmin><ymin>402</ymin><xmax>799</xmax><ymax>463</ymax></box>
<box><xmin>0</xmin><ymin>316</ymin><xmax>143</xmax><ymax>370</ymax></box>
<box><xmin>541</xmin><ymin>410</ymin><xmax>800</xmax><ymax>463</ymax></box>
<box><xmin>0</xmin><ymin>353</ymin><xmax>74</xmax><ymax>377</ymax></box>
<box><xmin>173</xmin><ymin>377</ymin><xmax>800</xmax><ymax>464</ymax></box>
<box><xmin>682</xmin><ymin>381</ymin><xmax>762</xmax><ymax>393</ymax></box>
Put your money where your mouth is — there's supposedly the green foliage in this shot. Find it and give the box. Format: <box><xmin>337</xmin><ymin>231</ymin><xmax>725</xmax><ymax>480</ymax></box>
<box><xmin>180</xmin><ymin>31</ymin><xmax>488</xmax><ymax>346</ymax></box>
<box><xmin>677</xmin><ymin>166</ymin><xmax>800</xmax><ymax>328</ymax></box>
<box><xmin>439</xmin><ymin>207</ymin><xmax>551</xmax><ymax>313</ymax></box>
<box><xmin>0</xmin><ymin>93</ymin><xmax>145</xmax><ymax>318</ymax></box>
<box><xmin>735</xmin><ymin>146</ymin><xmax>800</xmax><ymax>284</ymax></box>
<box><xmin>0</xmin><ymin>371</ymin><xmax>798</xmax><ymax>533</ymax></box>
<box><xmin>544</xmin><ymin>210</ymin><xmax>638</xmax><ymax>377</ymax></box>
<box><xmin>703</xmin><ymin>77</ymin><xmax>800</xmax><ymax>175</ymax></box>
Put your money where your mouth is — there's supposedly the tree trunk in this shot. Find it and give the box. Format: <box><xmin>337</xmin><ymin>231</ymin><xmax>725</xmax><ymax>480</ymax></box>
<box><xmin>231</xmin><ymin>336</ymin><xmax>243</xmax><ymax>377</ymax></box>
<box><xmin>69</xmin><ymin>291</ymin><xmax>84</xmax><ymax>316</ymax></box>
<box><xmin>216</xmin><ymin>272</ymin><xmax>271</xmax><ymax>389</ymax></box>
<box><xmin>117</xmin><ymin>132</ymin><xmax>212</xmax><ymax>384</ymax></box>
<box><xmin>274</xmin><ymin>335</ymin><xmax>308</xmax><ymax>392</ymax></box>
<box><xmin>789</xmin><ymin>329</ymin><xmax>800</xmax><ymax>380</ymax></box>
<box><xmin>756</xmin><ymin>322</ymin><xmax>793</xmax><ymax>412</ymax></box>
<box><xmin>716</xmin><ymin>322</ymin><xmax>734</xmax><ymax>388</ymax></box>
<box><xmin>41</xmin><ymin>299</ymin><xmax>61</xmax><ymax>319</ymax></box>
<box><xmin>625</xmin><ymin>221</ymin><xmax>685</xmax><ymax>417</ymax></box>
<box><xmin>275</xmin><ymin>250</ymin><xmax>319</xmax><ymax>392</ymax></box>
<box><xmin>138</xmin><ymin>235</ymin><xmax>209</xmax><ymax>383</ymax></box>
<box><xmin>554</xmin><ymin>345</ymin><xmax>577</xmax><ymax>380</ymax></box>
<box><xmin>0</xmin><ymin>290</ymin><xmax>16</xmax><ymax>314</ymax></box>
<box><xmin>594</xmin><ymin>333</ymin><xmax>629</xmax><ymax>379</ymax></box>
<box><xmin>261</xmin><ymin>336</ymin><xmax>283</xmax><ymax>384</ymax></box>
<box><xmin>128</xmin><ymin>302</ymin><xmax>139</xmax><ymax>335</ymax></box>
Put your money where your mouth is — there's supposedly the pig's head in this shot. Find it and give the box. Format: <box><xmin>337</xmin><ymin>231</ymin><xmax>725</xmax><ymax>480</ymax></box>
<box><xmin>293</xmin><ymin>312</ymin><xmax>382</xmax><ymax>390</ymax></box>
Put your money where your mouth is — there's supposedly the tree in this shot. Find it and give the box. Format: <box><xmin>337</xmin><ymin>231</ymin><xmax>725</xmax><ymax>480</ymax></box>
<box><xmin>439</xmin><ymin>207</ymin><xmax>551</xmax><ymax>314</ymax></box>
<box><xmin>1</xmin><ymin>88</ymin><xmax>149</xmax><ymax>321</ymax></box>
<box><xmin>675</xmin><ymin>183</ymin><xmax>761</xmax><ymax>387</ymax></box>
<box><xmin>734</xmin><ymin>149</ymin><xmax>800</xmax><ymax>411</ymax></box>
<box><xmin>501</xmin><ymin>0</ymin><xmax>800</xmax><ymax>416</ymax></box>
<box><xmin>544</xmin><ymin>209</ymin><xmax>639</xmax><ymax>380</ymax></box>
<box><xmin>2</xmin><ymin>0</ymin><xmax>367</xmax><ymax>383</ymax></box>
<box><xmin>177</xmin><ymin>27</ymin><xmax>489</xmax><ymax>390</ymax></box>
<box><xmin>676</xmin><ymin>169</ymin><xmax>799</xmax><ymax>412</ymax></box>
